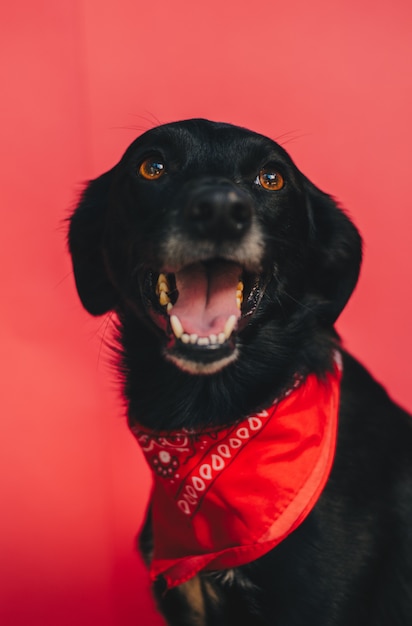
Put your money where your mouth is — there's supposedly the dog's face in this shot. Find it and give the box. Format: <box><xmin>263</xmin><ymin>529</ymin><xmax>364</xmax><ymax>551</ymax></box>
<box><xmin>69</xmin><ymin>119</ymin><xmax>362</xmax><ymax>377</ymax></box>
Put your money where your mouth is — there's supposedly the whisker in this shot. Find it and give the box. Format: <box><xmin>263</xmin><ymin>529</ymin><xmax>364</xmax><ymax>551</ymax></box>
<box><xmin>53</xmin><ymin>270</ymin><xmax>74</xmax><ymax>290</ymax></box>
<box><xmin>282</xmin><ymin>290</ymin><xmax>316</xmax><ymax>314</ymax></box>
<box><xmin>273</xmin><ymin>129</ymin><xmax>311</xmax><ymax>147</ymax></box>
<box><xmin>111</xmin><ymin>112</ymin><xmax>165</xmax><ymax>135</ymax></box>
<box><xmin>96</xmin><ymin>312</ymin><xmax>117</xmax><ymax>368</ymax></box>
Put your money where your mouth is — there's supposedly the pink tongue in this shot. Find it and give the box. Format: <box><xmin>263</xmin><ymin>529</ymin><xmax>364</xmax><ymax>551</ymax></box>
<box><xmin>172</xmin><ymin>261</ymin><xmax>242</xmax><ymax>336</ymax></box>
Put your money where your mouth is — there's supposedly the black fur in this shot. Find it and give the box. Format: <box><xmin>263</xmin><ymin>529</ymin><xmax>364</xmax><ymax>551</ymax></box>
<box><xmin>68</xmin><ymin>119</ymin><xmax>412</xmax><ymax>624</ymax></box>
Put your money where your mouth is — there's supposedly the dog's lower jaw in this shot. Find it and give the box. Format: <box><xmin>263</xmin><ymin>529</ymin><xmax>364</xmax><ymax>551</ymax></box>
<box><xmin>165</xmin><ymin>348</ymin><xmax>239</xmax><ymax>375</ymax></box>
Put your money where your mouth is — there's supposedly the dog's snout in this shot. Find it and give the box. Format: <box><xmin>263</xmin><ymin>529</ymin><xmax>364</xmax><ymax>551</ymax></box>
<box><xmin>184</xmin><ymin>186</ymin><xmax>252</xmax><ymax>240</ymax></box>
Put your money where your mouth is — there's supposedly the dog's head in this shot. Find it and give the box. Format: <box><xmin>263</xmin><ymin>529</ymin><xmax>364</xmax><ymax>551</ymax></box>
<box><xmin>69</xmin><ymin>119</ymin><xmax>362</xmax><ymax>376</ymax></box>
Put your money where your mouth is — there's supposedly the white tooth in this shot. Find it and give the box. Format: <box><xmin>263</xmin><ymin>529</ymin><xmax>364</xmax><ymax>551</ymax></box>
<box><xmin>224</xmin><ymin>315</ymin><xmax>237</xmax><ymax>339</ymax></box>
<box><xmin>209</xmin><ymin>334</ymin><xmax>217</xmax><ymax>344</ymax></box>
<box><xmin>170</xmin><ymin>315</ymin><xmax>184</xmax><ymax>338</ymax></box>
<box><xmin>181</xmin><ymin>333</ymin><xmax>190</xmax><ymax>343</ymax></box>
<box><xmin>159</xmin><ymin>291</ymin><xmax>170</xmax><ymax>306</ymax></box>
<box><xmin>190</xmin><ymin>334</ymin><xmax>199</xmax><ymax>344</ymax></box>
<box><xmin>218</xmin><ymin>332</ymin><xmax>226</xmax><ymax>344</ymax></box>
<box><xmin>197</xmin><ymin>337</ymin><xmax>210</xmax><ymax>346</ymax></box>
<box><xmin>167</xmin><ymin>302</ymin><xmax>173</xmax><ymax>313</ymax></box>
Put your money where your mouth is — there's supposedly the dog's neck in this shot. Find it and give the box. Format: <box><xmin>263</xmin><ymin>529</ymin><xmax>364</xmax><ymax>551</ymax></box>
<box><xmin>118</xmin><ymin>311</ymin><xmax>339</xmax><ymax>432</ymax></box>
<box><xmin>132</xmin><ymin>353</ymin><xmax>342</xmax><ymax>588</ymax></box>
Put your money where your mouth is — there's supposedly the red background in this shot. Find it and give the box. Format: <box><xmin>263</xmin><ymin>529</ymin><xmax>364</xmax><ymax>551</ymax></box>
<box><xmin>1</xmin><ymin>1</ymin><xmax>411</xmax><ymax>624</ymax></box>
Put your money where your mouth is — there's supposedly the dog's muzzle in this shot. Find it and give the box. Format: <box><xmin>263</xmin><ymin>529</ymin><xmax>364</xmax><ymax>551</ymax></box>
<box><xmin>138</xmin><ymin>183</ymin><xmax>269</xmax><ymax>374</ymax></box>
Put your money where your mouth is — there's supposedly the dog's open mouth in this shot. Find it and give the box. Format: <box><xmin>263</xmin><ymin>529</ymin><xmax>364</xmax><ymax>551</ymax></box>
<box><xmin>141</xmin><ymin>259</ymin><xmax>267</xmax><ymax>373</ymax></box>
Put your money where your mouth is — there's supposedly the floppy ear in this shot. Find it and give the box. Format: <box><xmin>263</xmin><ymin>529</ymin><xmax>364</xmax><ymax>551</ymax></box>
<box><xmin>305</xmin><ymin>178</ymin><xmax>363</xmax><ymax>325</ymax></box>
<box><xmin>68</xmin><ymin>168</ymin><xmax>119</xmax><ymax>315</ymax></box>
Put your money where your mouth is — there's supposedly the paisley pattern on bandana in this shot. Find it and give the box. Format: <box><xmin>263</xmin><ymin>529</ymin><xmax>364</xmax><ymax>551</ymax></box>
<box><xmin>132</xmin><ymin>354</ymin><xmax>342</xmax><ymax>589</ymax></box>
<box><xmin>135</xmin><ymin>409</ymin><xmax>274</xmax><ymax>516</ymax></box>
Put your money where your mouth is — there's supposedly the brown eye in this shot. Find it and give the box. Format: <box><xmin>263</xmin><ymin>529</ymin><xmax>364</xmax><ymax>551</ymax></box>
<box><xmin>257</xmin><ymin>167</ymin><xmax>284</xmax><ymax>190</ymax></box>
<box><xmin>139</xmin><ymin>158</ymin><xmax>165</xmax><ymax>180</ymax></box>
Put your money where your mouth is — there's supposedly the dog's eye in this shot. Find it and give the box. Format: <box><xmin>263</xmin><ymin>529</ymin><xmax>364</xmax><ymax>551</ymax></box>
<box><xmin>139</xmin><ymin>158</ymin><xmax>166</xmax><ymax>180</ymax></box>
<box><xmin>255</xmin><ymin>167</ymin><xmax>284</xmax><ymax>191</ymax></box>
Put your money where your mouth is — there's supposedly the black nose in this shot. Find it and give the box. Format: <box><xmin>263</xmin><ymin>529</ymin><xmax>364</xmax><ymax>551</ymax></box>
<box><xmin>184</xmin><ymin>185</ymin><xmax>252</xmax><ymax>240</ymax></box>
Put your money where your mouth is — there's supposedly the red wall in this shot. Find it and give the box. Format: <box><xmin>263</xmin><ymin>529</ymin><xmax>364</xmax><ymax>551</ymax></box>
<box><xmin>1</xmin><ymin>1</ymin><xmax>411</xmax><ymax>624</ymax></box>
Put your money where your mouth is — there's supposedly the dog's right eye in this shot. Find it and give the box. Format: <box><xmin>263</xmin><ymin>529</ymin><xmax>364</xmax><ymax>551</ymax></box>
<box><xmin>255</xmin><ymin>167</ymin><xmax>284</xmax><ymax>191</ymax></box>
<box><xmin>138</xmin><ymin>158</ymin><xmax>166</xmax><ymax>180</ymax></box>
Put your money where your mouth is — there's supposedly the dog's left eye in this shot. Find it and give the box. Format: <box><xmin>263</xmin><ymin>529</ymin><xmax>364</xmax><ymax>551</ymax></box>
<box><xmin>139</xmin><ymin>158</ymin><xmax>166</xmax><ymax>180</ymax></box>
<box><xmin>255</xmin><ymin>167</ymin><xmax>284</xmax><ymax>191</ymax></box>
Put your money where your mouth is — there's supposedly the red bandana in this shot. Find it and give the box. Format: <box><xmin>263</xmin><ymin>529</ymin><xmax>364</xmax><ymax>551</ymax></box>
<box><xmin>132</xmin><ymin>354</ymin><xmax>342</xmax><ymax>589</ymax></box>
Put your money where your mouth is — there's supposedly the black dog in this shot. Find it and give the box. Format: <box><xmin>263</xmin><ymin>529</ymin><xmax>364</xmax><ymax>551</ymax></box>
<box><xmin>68</xmin><ymin>119</ymin><xmax>412</xmax><ymax>625</ymax></box>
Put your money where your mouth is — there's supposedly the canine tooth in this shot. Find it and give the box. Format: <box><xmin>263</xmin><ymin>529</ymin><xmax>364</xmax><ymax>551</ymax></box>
<box><xmin>181</xmin><ymin>333</ymin><xmax>190</xmax><ymax>344</ymax></box>
<box><xmin>218</xmin><ymin>332</ymin><xmax>226</xmax><ymax>344</ymax></box>
<box><xmin>236</xmin><ymin>289</ymin><xmax>243</xmax><ymax>299</ymax></box>
<box><xmin>170</xmin><ymin>315</ymin><xmax>184</xmax><ymax>338</ymax></box>
<box><xmin>158</xmin><ymin>281</ymin><xmax>169</xmax><ymax>293</ymax></box>
<box><xmin>167</xmin><ymin>302</ymin><xmax>173</xmax><ymax>313</ymax></box>
<box><xmin>190</xmin><ymin>334</ymin><xmax>199</xmax><ymax>344</ymax></box>
<box><xmin>237</xmin><ymin>281</ymin><xmax>244</xmax><ymax>292</ymax></box>
<box><xmin>209</xmin><ymin>334</ymin><xmax>217</xmax><ymax>344</ymax></box>
<box><xmin>236</xmin><ymin>297</ymin><xmax>242</xmax><ymax>310</ymax></box>
<box><xmin>197</xmin><ymin>337</ymin><xmax>210</xmax><ymax>346</ymax></box>
<box><xmin>159</xmin><ymin>291</ymin><xmax>170</xmax><ymax>306</ymax></box>
<box><xmin>224</xmin><ymin>315</ymin><xmax>237</xmax><ymax>339</ymax></box>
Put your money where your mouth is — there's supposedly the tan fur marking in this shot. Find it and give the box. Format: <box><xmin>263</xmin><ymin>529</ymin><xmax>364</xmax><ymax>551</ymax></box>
<box><xmin>177</xmin><ymin>576</ymin><xmax>207</xmax><ymax>626</ymax></box>
<box><xmin>202</xmin><ymin>577</ymin><xmax>223</xmax><ymax>609</ymax></box>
